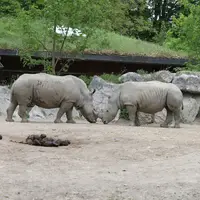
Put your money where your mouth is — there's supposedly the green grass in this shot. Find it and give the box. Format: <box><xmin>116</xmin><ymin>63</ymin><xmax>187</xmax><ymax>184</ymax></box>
<box><xmin>0</xmin><ymin>17</ymin><xmax>188</xmax><ymax>58</ymax></box>
<box><xmin>84</xmin><ymin>32</ymin><xmax>188</xmax><ymax>58</ymax></box>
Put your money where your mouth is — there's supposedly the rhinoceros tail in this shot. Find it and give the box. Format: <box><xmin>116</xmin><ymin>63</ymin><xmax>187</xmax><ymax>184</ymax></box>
<box><xmin>10</xmin><ymin>86</ymin><xmax>16</xmax><ymax>103</ymax></box>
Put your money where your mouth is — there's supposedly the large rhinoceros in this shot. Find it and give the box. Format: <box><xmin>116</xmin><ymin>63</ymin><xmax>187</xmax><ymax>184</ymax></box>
<box><xmin>102</xmin><ymin>81</ymin><xmax>184</xmax><ymax>128</ymax></box>
<box><xmin>6</xmin><ymin>73</ymin><xmax>97</xmax><ymax>123</ymax></box>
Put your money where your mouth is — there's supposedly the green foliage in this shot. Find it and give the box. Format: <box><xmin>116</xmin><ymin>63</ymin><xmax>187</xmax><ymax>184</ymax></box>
<box><xmin>0</xmin><ymin>0</ymin><xmax>21</xmax><ymax>17</ymax></box>
<box><xmin>79</xmin><ymin>73</ymin><xmax>120</xmax><ymax>86</ymax></box>
<box><xmin>123</xmin><ymin>0</ymin><xmax>156</xmax><ymax>41</ymax></box>
<box><xmin>1</xmin><ymin>15</ymin><xmax>187</xmax><ymax>59</ymax></box>
<box><xmin>8</xmin><ymin>74</ymin><xmax>20</xmax><ymax>89</ymax></box>
<box><xmin>10</xmin><ymin>0</ymin><xmax>128</xmax><ymax>74</ymax></box>
<box><xmin>165</xmin><ymin>0</ymin><xmax>200</xmax><ymax>65</ymax></box>
<box><xmin>79</xmin><ymin>75</ymin><xmax>93</xmax><ymax>86</ymax></box>
<box><xmin>136</xmin><ymin>69</ymin><xmax>148</xmax><ymax>75</ymax></box>
<box><xmin>174</xmin><ymin>62</ymin><xmax>200</xmax><ymax>72</ymax></box>
<box><xmin>100</xmin><ymin>74</ymin><xmax>120</xmax><ymax>84</ymax></box>
<box><xmin>119</xmin><ymin>108</ymin><xmax>130</xmax><ymax>120</ymax></box>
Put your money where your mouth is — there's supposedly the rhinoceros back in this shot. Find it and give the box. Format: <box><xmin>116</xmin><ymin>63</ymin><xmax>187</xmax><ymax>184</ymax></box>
<box><xmin>120</xmin><ymin>81</ymin><xmax>183</xmax><ymax>113</ymax></box>
<box><xmin>11</xmin><ymin>73</ymin><xmax>80</xmax><ymax>109</ymax></box>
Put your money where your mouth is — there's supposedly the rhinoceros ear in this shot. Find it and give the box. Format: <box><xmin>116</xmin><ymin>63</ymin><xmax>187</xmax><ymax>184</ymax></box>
<box><xmin>90</xmin><ymin>89</ymin><xmax>96</xmax><ymax>95</ymax></box>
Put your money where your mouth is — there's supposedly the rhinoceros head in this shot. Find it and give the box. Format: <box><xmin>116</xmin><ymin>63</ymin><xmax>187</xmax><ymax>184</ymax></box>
<box><xmin>102</xmin><ymin>93</ymin><xmax>120</xmax><ymax>124</ymax></box>
<box><xmin>79</xmin><ymin>89</ymin><xmax>98</xmax><ymax>123</ymax></box>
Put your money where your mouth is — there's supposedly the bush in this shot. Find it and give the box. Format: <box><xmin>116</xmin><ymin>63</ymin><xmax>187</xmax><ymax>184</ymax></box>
<box><xmin>79</xmin><ymin>73</ymin><xmax>121</xmax><ymax>86</ymax></box>
<box><xmin>79</xmin><ymin>75</ymin><xmax>93</xmax><ymax>86</ymax></box>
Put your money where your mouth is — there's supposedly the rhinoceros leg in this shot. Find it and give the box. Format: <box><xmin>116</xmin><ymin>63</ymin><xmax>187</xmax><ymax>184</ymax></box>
<box><xmin>54</xmin><ymin>102</ymin><xmax>73</xmax><ymax>123</ymax></box>
<box><xmin>135</xmin><ymin>111</ymin><xmax>141</xmax><ymax>126</ymax></box>
<box><xmin>151</xmin><ymin>114</ymin><xmax>155</xmax><ymax>123</ymax></box>
<box><xmin>160</xmin><ymin>108</ymin><xmax>173</xmax><ymax>128</ymax></box>
<box><xmin>126</xmin><ymin>105</ymin><xmax>137</xmax><ymax>126</ymax></box>
<box><xmin>173</xmin><ymin>109</ymin><xmax>181</xmax><ymax>128</ymax></box>
<box><xmin>18</xmin><ymin>105</ymin><xmax>29</xmax><ymax>123</ymax></box>
<box><xmin>25</xmin><ymin>106</ymin><xmax>34</xmax><ymax>119</ymax></box>
<box><xmin>6</xmin><ymin>102</ymin><xmax>18</xmax><ymax>122</ymax></box>
<box><xmin>66</xmin><ymin>107</ymin><xmax>76</xmax><ymax>124</ymax></box>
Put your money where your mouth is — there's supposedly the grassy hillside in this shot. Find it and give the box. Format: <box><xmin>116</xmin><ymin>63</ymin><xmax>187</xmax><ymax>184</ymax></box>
<box><xmin>0</xmin><ymin>17</ymin><xmax>187</xmax><ymax>58</ymax></box>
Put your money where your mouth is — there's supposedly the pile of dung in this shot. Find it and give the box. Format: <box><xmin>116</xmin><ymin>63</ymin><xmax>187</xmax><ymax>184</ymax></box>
<box><xmin>25</xmin><ymin>134</ymin><xmax>70</xmax><ymax>147</ymax></box>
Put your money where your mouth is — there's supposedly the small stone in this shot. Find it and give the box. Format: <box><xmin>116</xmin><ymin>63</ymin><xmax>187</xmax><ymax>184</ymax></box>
<box><xmin>0</xmin><ymin>135</ymin><xmax>2</xmax><ymax>140</ymax></box>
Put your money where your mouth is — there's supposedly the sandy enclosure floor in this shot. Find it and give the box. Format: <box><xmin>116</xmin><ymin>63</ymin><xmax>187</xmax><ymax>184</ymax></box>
<box><xmin>0</xmin><ymin>117</ymin><xmax>200</xmax><ymax>200</ymax></box>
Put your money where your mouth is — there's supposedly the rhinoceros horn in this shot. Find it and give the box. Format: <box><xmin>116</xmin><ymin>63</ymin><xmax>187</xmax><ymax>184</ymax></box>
<box><xmin>90</xmin><ymin>89</ymin><xmax>96</xmax><ymax>95</ymax></box>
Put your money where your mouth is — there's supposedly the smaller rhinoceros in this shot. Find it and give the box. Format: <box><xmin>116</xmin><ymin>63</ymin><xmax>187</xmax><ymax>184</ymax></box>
<box><xmin>6</xmin><ymin>73</ymin><xmax>97</xmax><ymax>123</ymax></box>
<box><xmin>102</xmin><ymin>81</ymin><xmax>183</xmax><ymax>128</ymax></box>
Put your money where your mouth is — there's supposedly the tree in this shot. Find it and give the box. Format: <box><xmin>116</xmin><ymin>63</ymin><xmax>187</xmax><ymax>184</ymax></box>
<box><xmin>0</xmin><ymin>0</ymin><xmax>21</xmax><ymax>17</ymax></box>
<box><xmin>122</xmin><ymin>0</ymin><xmax>156</xmax><ymax>41</ymax></box>
<box><xmin>165</xmin><ymin>0</ymin><xmax>200</xmax><ymax>70</ymax></box>
<box><xmin>148</xmin><ymin>0</ymin><xmax>180</xmax><ymax>30</ymax></box>
<box><xmin>13</xmin><ymin>0</ymin><xmax>127</xmax><ymax>74</ymax></box>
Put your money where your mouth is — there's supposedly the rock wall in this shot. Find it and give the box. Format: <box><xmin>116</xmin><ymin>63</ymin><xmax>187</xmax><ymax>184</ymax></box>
<box><xmin>89</xmin><ymin>70</ymin><xmax>200</xmax><ymax>125</ymax></box>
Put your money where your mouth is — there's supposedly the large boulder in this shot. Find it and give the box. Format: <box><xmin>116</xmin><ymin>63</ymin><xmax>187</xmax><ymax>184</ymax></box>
<box><xmin>192</xmin><ymin>94</ymin><xmax>200</xmax><ymax>118</ymax></box>
<box><xmin>89</xmin><ymin>76</ymin><xmax>120</xmax><ymax>121</ymax></box>
<box><xmin>137</xmin><ymin>110</ymin><xmax>167</xmax><ymax>125</ymax></box>
<box><xmin>154</xmin><ymin>109</ymin><xmax>167</xmax><ymax>124</ymax></box>
<box><xmin>0</xmin><ymin>86</ymin><xmax>12</xmax><ymax>116</ymax></box>
<box><xmin>137</xmin><ymin>112</ymin><xmax>154</xmax><ymax>125</ymax></box>
<box><xmin>119</xmin><ymin>72</ymin><xmax>143</xmax><ymax>83</ymax></box>
<box><xmin>119</xmin><ymin>70</ymin><xmax>175</xmax><ymax>83</ymax></box>
<box><xmin>181</xmin><ymin>94</ymin><xmax>199</xmax><ymax>123</ymax></box>
<box><xmin>150</xmin><ymin>70</ymin><xmax>175</xmax><ymax>83</ymax></box>
<box><xmin>172</xmin><ymin>73</ymin><xmax>200</xmax><ymax>94</ymax></box>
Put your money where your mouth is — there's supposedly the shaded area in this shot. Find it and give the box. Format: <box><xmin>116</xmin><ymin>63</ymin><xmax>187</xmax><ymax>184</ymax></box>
<box><xmin>0</xmin><ymin>48</ymin><xmax>188</xmax><ymax>83</ymax></box>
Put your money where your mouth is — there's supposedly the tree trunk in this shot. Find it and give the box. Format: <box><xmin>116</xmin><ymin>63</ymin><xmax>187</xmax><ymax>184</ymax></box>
<box><xmin>52</xmin><ymin>16</ymin><xmax>57</xmax><ymax>75</ymax></box>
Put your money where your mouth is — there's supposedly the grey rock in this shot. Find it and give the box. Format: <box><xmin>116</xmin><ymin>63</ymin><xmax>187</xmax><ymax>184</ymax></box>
<box><xmin>142</xmin><ymin>74</ymin><xmax>153</xmax><ymax>81</ymax></box>
<box><xmin>142</xmin><ymin>70</ymin><xmax>175</xmax><ymax>83</ymax></box>
<box><xmin>172</xmin><ymin>74</ymin><xmax>200</xmax><ymax>94</ymax></box>
<box><xmin>137</xmin><ymin>112</ymin><xmax>155</xmax><ymax>125</ymax></box>
<box><xmin>119</xmin><ymin>70</ymin><xmax>174</xmax><ymax>84</ymax></box>
<box><xmin>176</xmin><ymin>71</ymin><xmax>200</xmax><ymax>76</ymax></box>
<box><xmin>154</xmin><ymin>109</ymin><xmax>167</xmax><ymax>124</ymax></box>
<box><xmin>181</xmin><ymin>94</ymin><xmax>199</xmax><ymax>123</ymax></box>
<box><xmin>89</xmin><ymin>76</ymin><xmax>120</xmax><ymax>121</ymax></box>
<box><xmin>119</xmin><ymin>72</ymin><xmax>143</xmax><ymax>83</ymax></box>
<box><xmin>151</xmin><ymin>70</ymin><xmax>175</xmax><ymax>83</ymax></box>
<box><xmin>137</xmin><ymin>110</ymin><xmax>167</xmax><ymax>125</ymax></box>
<box><xmin>190</xmin><ymin>94</ymin><xmax>200</xmax><ymax>119</ymax></box>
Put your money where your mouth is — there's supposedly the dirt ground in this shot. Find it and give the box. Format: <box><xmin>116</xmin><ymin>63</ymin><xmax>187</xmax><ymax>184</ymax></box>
<box><xmin>0</xmin><ymin>117</ymin><xmax>200</xmax><ymax>200</ymax></box>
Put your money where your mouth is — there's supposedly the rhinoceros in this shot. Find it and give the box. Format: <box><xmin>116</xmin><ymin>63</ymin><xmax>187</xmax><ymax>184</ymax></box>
<box><xmin>6</xmin><ymin>73</ymin><xmax>97</xmax><ymax>123</ymax></box>
<box><xmin>102</xmin><ymin>81</ymin><xmax>183</xmax><ymax>128</ymax></box>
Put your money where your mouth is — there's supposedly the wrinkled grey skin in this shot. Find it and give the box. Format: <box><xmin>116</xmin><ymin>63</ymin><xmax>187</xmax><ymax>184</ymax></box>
<box><xmin>102</xmin><ymin>81</ymin><xmax>184</xmax><ymax>128</ymax></box>
<box><xmin>6</xmin><ymin>73</ymin><xmax>97</xmax><ymax>123</ymax></box>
